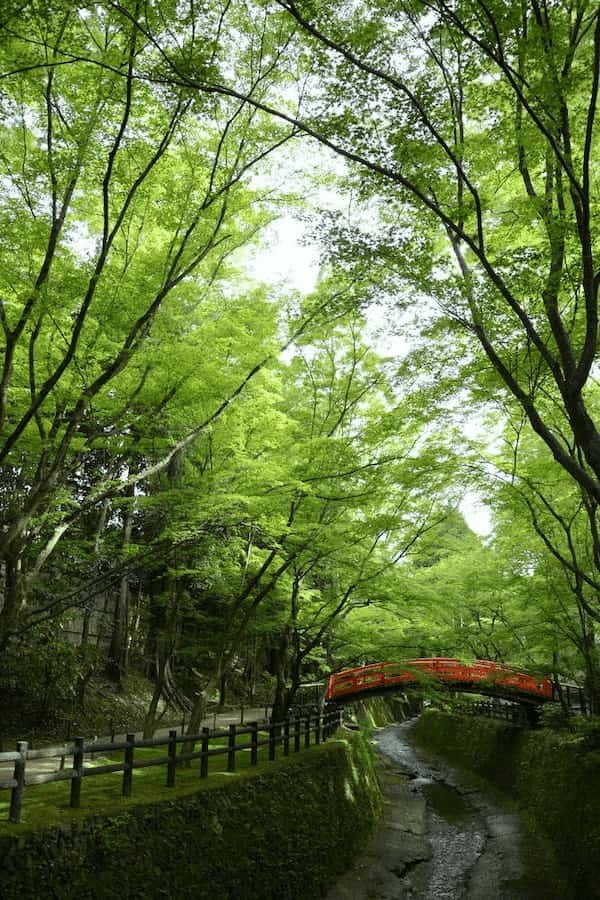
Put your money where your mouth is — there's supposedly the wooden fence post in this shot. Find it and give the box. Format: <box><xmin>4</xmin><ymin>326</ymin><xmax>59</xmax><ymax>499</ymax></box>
<box><xmin>269</xmin><ymin>722</ymin><xmax>277</xmax><ymax>761</ymax></box>
<box><xmin>9</xmin><ymin>741</ymin><xmax>27</xmax><ymax>824</ymax></box>
<box><xmin>200</xmin><ymin>727</ymin><xmax>210</xmax><ymax>778</ymax></box>
<box><xmin>122</xmin><ymin>732</ymin><xmax>135</xmax><ymax>797</ymax></box>
<box><xmin>250</xmin><ymin>721</ymin><xmax>258</xmax><ymax>766</ymax></box>
<box><xmin>167</xmin><ymin>729</ymin><xmax>177</xmax><ymax>787</ymax></box>
<box><xmin>227</xmin><ymin>724</ymin><xmax>237</xmax><ymax>773</ymax></box>
<box><xmin>294</xmin><ymin>716</ymin><xmax>301</xmax><ymax>753</ymax></box>
<box><xmin>70</xmin><ymin>737</ymin><xmax>84</xmax><ymax>809</ymax></box>
<box><xmin>283</xmin><ymin>719</ymin><xmax>290</xmax><ymax>756</ymax></box>
<box><xmin>304</xmin><ymin>714</ymin><xmax>311</xmax><ymax>748</ymax></box>
<box><xmin>315</xmin><ymin>713</ymin><xmax>321</xmax><ymax>745</ymax></box>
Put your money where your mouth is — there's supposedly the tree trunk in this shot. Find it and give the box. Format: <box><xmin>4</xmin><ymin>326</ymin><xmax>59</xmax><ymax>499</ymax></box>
<box><xmin>271</xmin><ymin>677</ymin><xmax>290</xmax><ymax>723</ymax></box>
<box><xmin>76</xmin><ymin>665</ymin><xmax>94</xmax><ymax>710</ymax></box>
<box><xmin>282</xmin><ymin>664</ymin><xmax>303</xmax><ymax>715</ymax></box>
<box><xmin>0</xmin><ymin>554</ymin><xmax>26</xmax><ymax>650</ymax></box>
<box><xmin>80</xmin><ymin>607</ymin><xmax>92</xmax><ymax>647</ymax></box>
<box><xmin>180</xmin><ymin>674</ymin><xmax>219</xmax><ymax>761</ymax></box>
<box><xmin>243</xmin><ymin>639</ymin><xmax>258</xmax><ymax>703</ymax></box>
<box><xmin>142</xmin><ymin>570</ymin><xmax>181</xmax><ymax>736</ymax></box>
<box><xmin>95</xmin><ymin>592</ymin><xmax>111</xmax><ymax>649</ymax></box>
<box><xmin>581</xmin><ymin>625</ymin><xmax>600</xmax><ymax>714</ymax></box>
<box><xmin>107</xmin><ymin>492</ymin><xmax>134</xmax><ymax>683</ymax></box>
<box><xmin>81</xmin><ymin>499</ymin><xmax>109</xmax><ymax>650</ymax></box>
<box><xmin>270</xmin><ymin>628</ymin><xmax>292</xmax><ymax>722</ymax></box>
<box><xmin>218</xmin><ymin>671</ymin><xmax>227</xmax><ymax>710</ymax></box>
<box><xmin>143</xmin><ymin>653</ymin><xmax>169</xmax><ymax>739</ymax></box>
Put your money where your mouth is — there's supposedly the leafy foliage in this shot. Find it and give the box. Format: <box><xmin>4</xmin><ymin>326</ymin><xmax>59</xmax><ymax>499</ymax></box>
<box><xmin>2</xmin><ymin>0</ymin><xmax>600</xmax><ymax>734</ymax></box>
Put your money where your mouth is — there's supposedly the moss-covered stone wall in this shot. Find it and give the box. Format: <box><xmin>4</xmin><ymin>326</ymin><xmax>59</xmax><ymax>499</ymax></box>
<box><xmin>347</xmin><ymin>694</ymin><xmax>421</xmax><ymax>729</ymax></box>
<box><xmin>0</xmin><ymin>732</ymin><xmax>383</xmax><ymax>899</ymax></box>
<box><xmin>414</xmin><ymin>710</ymin><xmax>600</xmax><ymax>898</ymax></box>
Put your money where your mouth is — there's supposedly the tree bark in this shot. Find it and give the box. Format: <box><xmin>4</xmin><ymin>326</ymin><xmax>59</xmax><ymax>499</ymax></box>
<box><xmin>0</xmin><ymin>554</ymin><xmax>26</xmax><ymax>650</ymax></box>
<box><xmin>143</xmin><ymin>653</ymin><xmax>170</xmax><ymax>739</ymax></box>
<box><xmin>107</xmin><ymin>490</ymin><xmax>134</xmax><ymax>683</ymax></box>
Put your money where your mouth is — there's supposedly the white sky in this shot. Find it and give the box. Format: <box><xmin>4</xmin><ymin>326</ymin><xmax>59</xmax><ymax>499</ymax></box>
<box><xmin>247</xmin><ymin>217</ymin><xmax>320</xmax><ymax>293</ymax></box>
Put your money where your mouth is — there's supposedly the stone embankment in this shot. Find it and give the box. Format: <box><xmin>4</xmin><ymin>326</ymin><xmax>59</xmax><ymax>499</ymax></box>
<box><xmin>0</xmin><ymin>727</ymin><xmax>382</xmax><ymax>899</ymax></box>
<box><xmin>413</xmin><ymin>709</ymin><xmax>600</xmax><ymax>898</ymax></box>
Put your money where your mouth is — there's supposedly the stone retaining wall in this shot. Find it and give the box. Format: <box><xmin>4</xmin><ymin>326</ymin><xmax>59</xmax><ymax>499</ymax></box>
<box><xmin>0</xmin><ymin>732</ymin><xmax>382</xmax><ymax>899</ymax></box>
<box><xmin>414</xmin><ymin>709</ymin><xmax>600</xmax><ymax>898</ymax></box>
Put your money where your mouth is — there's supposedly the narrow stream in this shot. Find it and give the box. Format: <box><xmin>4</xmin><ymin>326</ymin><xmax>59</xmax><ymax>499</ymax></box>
<box><xmin>327</xmin><ymin>719</ymin><xmax>569</xmax><ymax>900</ymax></box>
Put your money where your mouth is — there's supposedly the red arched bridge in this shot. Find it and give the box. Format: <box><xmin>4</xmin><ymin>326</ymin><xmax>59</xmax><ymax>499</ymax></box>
<box><xmin>326</xmin><ymin>658</ymin><xmax>555</xmax><ymax>706</ymax></box>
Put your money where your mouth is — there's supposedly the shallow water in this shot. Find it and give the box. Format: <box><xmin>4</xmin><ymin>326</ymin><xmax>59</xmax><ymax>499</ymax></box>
<box><xmin>326</xmin><ymin>719</ymin><xmax>568</xmax><ymax>900</ymax></box>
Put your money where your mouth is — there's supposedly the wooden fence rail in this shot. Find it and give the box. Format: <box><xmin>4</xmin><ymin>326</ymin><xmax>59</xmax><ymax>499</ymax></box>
<box><xmin>1</xmin><ymin>707</ymin><xmax>344</xmax><ymax>824</ymax></box>
<box><xmin>453</xmin><ymin>700</ymin><xmax>525</xmax><ymax>724</ymax></box>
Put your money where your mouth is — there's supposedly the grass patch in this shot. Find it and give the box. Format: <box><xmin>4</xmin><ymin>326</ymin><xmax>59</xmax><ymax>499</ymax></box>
<box><xmin>0</xmin><ymin>733</ymin><xmax>343</xmax><ymax>835</ymax></box>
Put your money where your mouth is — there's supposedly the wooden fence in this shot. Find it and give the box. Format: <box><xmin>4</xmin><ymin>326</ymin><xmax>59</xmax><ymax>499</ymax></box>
<box><xmin>0</xmin><ymin>706</ymin><xmax>343</xmax><ymax>824</ymax></box>
<box><xmin>452</xmin><ymin>699</ymin><xmax>526</xmax><ymax>724</ymax></box>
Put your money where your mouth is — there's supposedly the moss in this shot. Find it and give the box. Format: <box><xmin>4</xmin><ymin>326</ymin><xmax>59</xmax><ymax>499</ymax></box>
<box><xmin>414</xmin><ymin>710</ymin><xmax>600</xmax><ymax>898</ymax></box>
<box><xmin>513</xmin><ymin>731</ymin><xmax>600</xmax><ymax>894</ymax></box>
<box><xmin>0</xmin><ymin>730</ymin><xmax>383</xmax><ymax>899</ymax></box>
<box><xmin>356</xmin><ymin>697</ymin><xmax>395</xmax><ymax>728</ymax></box>
<box><xmin>348</xmin><ymin>694</ymin><xmax>418</xmax><ymax>729</ymax></box>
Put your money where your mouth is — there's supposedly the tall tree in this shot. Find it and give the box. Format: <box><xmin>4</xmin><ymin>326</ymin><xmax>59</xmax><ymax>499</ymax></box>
<box><xmin>0</xmin><ymin>1</ymin><xmax>299</xmax><ymax>646</ymax></box>
<box><xmin>483</xmin><ymin>411</ymin><xmax>600</xmax><ymax>707</ymax></box>
<box><xmin>148</xmin><ymin>0</ymin><xmax>600</xmax><ymax>590</ymax></box>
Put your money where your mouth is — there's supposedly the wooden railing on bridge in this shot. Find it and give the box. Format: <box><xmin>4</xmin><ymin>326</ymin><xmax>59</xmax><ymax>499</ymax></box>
<box><xmin>326</xmin><ymin>658</ymin><xmax>554</xmax><ymax>703</ymax></box>
<box><xmin>0</xmin><ymin>707</ymin><xmax>343</xmax><ymax>825</ymax></box>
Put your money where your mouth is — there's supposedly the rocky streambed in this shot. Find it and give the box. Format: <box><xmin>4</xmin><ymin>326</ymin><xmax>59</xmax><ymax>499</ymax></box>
<box><xmin>326</xmin><ymin>719</ymin><xmax>568</xmax><ymax>900</ymax></box>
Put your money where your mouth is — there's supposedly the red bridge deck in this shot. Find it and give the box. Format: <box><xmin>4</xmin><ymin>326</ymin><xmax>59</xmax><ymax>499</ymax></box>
<box><xmin>326</xmin><ymin>658</ymin><xmax>553</xmax><ymax>703</ymax></box>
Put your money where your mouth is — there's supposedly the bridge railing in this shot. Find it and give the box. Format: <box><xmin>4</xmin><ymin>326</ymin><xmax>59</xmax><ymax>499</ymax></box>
<box><xmin>326</xmin><ymin>658</ymin><xmax>554</xmax><ymax>702</ymax></box>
